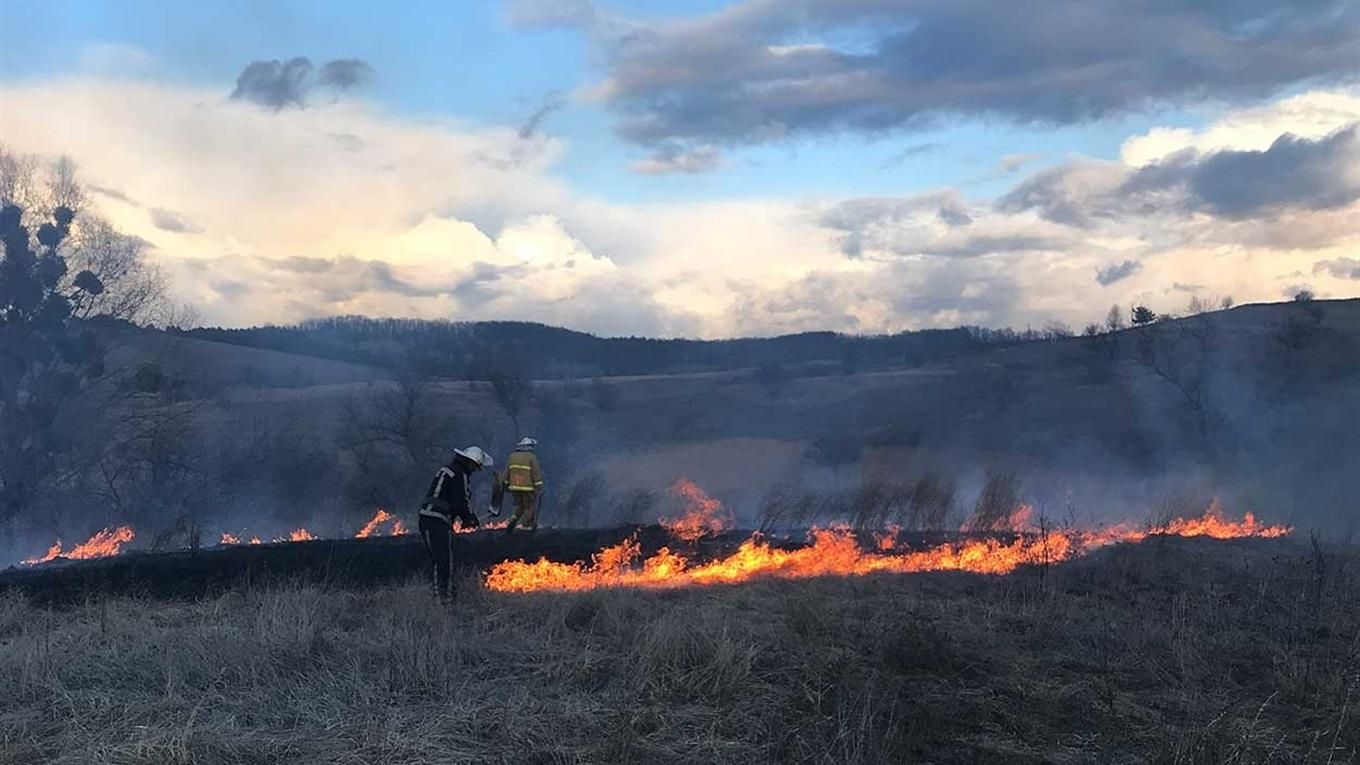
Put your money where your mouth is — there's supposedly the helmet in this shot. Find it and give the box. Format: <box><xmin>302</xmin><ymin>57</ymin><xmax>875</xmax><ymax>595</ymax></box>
<box><xmin>516</xmin><ymin>437</ymin><xmax>538</xmax><ymax>450</ymax></box>
<box><xmin>454</xmin><ymin>446</ymin><xmax>493</xmax><ymax>469</ymax></box>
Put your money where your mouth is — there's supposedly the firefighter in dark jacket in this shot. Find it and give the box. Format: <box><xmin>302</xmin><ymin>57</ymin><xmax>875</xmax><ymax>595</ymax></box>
<box><xmin>418</xmin><ymin>446</ymin><xmax>493</xmax><ymax>601</ymax></box>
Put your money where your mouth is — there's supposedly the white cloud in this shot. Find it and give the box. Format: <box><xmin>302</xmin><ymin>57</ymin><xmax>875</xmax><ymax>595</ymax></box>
<box><xmin>1</xmin><ymin>76</ymin><xmax>1356</xmax><ymax>337</ymax></box>
<box><xmin>1121</xmin><ymin>89</ymin><xmax>1360</xmax><ymax>166</ymax></box>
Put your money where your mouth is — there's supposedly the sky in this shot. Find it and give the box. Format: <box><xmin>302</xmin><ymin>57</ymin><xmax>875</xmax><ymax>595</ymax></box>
<box><xmin>1</xmin><ymin>0</ymin><xmax>1357</xmax><ymax>338</ymax></box>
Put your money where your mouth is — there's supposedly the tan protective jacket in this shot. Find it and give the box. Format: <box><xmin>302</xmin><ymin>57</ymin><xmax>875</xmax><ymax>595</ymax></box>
<box><xmin>503</xmin><ymin>450</ymin><xmax>544</xmax><ymax>493</ymax></box>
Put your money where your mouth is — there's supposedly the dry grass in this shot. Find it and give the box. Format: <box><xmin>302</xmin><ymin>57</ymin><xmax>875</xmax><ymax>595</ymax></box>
<box><xmin>1</xmin><ymin>538</ymin><xmax>1356</xmax><ymax>764</ymax></box>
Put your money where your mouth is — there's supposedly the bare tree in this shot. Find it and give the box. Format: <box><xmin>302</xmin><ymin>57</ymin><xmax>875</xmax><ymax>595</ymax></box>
<box><xmin>1134</xmin><ymin>317</ymin><xmax>1220</xmax><ymax>458</ymax></box>
<box><xmin>0</xmin><ymin>151</ymin><xmax>167</xmax><ymax>530</ymax></box>
<box><xmin>339</xmin><ymin>372</ymin><xmax>469</xmax><ymax>517</ymax></box>
<box><xmin>488</xmin><ymin>362</ymin><xmax>533</xmax><ymax>436</ymax></box>
<box><xmin>1104</xmin><ymin>304</ymin><xmax>1125</xmax><ymax>333</ymax></box>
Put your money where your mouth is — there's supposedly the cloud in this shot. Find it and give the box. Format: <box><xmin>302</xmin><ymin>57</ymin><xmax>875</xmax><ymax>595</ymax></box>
<box><xmin>88</xmin><ymin>184</ymin><xmax>138</xmax><ymax>206</ymax></box>
<box><xmin>518</xmin><ymin>91</ymin><xmax>567</xmax><ymax>140</ymax></box>
<box><xmin>999</xmin><ymin>124</ymin><xmax>1360</xmax><ymax>224</ymax></box>
<box><xmin>881</xmin><ymin>142</ymin><xmax>940</xmax><ymax>167</ymax></box>
<box><xmin>1096</xmin><ymin>260</ymin><xmax>1142</xmax><ymax>286</ymax></box>
<box><xmin>1170</xmin><ymin>124</ymin><xmax>1360</xmax><ymax>218</ymax></box>
<box><xmin>998</xmin><ymin>153</ymin><xmax>1042</xmax><ymax>173</ymax></box>
<box><xmin>230</xmin><ymin>57</ymin><xmax>373</xmax><ymax>110</ymax></box>
<box><xmin>631</xmin><ymin>145</ymin><xmax>723</xmax><ymax>175</ymax></box>
<box><xmin>149</xmin><ymin>207</ymin><xmax>201</xmax><ymax>234</ymax></box>
<box><xmin>316</xmin><ymin>59</ymin><xmax>373</xmax><ymax>90</ymax></box>
<box><xmin>583</xmin><ymin>0</ymin><xmax>1359</xmax><ymax>151</ymax></box>
<box><xmin>819</xmin><ymin>193</ymin><xmax>1076</xmax><ymax>259</ymax></box>
<box><xmin>4</xmin><ymin>75</ymin><xmax>1356</xmax><ymax>338</ymax></box>
<box><xmin>1314</xmin><ymin>257</ymin><xmax>1360</xmax><ymax>279</ymax></box>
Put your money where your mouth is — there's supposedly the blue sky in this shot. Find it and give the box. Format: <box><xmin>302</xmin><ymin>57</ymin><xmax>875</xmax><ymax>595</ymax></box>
<box><xmin>1</xmin><ymin>0</ymin><xmax>1356</xmax><ymax>336</ymax></box>
<box><xmin>1</xmin><ymin>0</ymin><xmax>1202</xmax><ymax>203</ymax></box>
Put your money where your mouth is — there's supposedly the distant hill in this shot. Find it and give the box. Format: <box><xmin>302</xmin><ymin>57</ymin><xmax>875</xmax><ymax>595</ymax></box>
<box><xmin>175</xmin><ymin>317</ymin><xmax>997</xmax><ymax>379</ymax></box>
<box><xmin>7</xmin><ymin>299</ymin><xmax>1355</xmax><ymax>567</ymax></box>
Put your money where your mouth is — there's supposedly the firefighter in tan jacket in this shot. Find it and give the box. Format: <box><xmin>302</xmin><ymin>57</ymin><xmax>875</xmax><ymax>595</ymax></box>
<box><xmin>502</xmin><ymin>437</ymin><xmax>544</xmax><ymax>533</ymax></box>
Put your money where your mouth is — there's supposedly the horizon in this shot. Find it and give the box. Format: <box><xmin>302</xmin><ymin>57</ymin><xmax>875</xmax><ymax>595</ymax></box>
<box><xmin>2</xmin><ymin>1</ymin><xmax>1357</xmax><ymax>339</ymax></box>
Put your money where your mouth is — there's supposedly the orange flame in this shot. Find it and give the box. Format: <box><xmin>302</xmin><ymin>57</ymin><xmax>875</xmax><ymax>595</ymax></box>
<box><xmin>455</xmin><ymin>519</ymin><xmax>507</xmax><ymax>534</ymax></box>
<box><xmin>485</xmin><ymin>502</ymin><xmax>1290</xmax><ymax>594</ymax></box>
<box><xmin>277</xmin><ymin>528</ymin><xmax>315</xmax><ymax>542</ymax></box>
<box><xmin>661</xmin><ymin>478</ymin><xmax>733</xmax><ymax>542</ymax></box>
<box><xmin>355</xmin><ymin>508</ymin><xmax>408</xmax><ymax>538</ymax></box>
<box><xmin>220</xmin><ymin>532</ymin><xmax>241</xmax><ymax>546</ymax></box>
<box><xmin>23</xmin><ymin>526</ymin><xmax>136</xmax><ymax>565</ymax></box>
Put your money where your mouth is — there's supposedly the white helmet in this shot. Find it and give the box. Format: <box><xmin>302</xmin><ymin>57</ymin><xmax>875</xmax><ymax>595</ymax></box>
<box><xmin>454</xmin><ymin>446</ymin><xmax>493</xmax><ymax>468</ymax></box>
<box><xmin>516</xmin><ymin>437</ymin><xmax>538</xmax><ymax>450</ymax></box>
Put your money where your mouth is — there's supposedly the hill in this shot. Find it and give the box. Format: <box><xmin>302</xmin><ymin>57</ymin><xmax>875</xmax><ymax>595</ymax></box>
<box><xmin>4</xmin><ymin>299</ymin><xmax>1357</xmax><ymax>565</ymax></box>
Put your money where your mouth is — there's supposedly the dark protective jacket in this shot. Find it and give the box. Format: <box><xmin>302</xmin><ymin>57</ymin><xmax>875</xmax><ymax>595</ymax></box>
<box><xmin>503</xmin><ymin>449</ymin><xmax>544</xmax><ymax>493</ymax></box>
<box><xmin>419</xmin><ymin>461</ymin><xmax>479</xmax><ymax>528</ymax></box>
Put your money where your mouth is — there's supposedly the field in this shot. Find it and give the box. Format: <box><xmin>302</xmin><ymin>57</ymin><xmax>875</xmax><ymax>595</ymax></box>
<box><xmin>2</xmin><ymin>536</ymin><xmax>1356</xmax><ymax>764</ymax></box>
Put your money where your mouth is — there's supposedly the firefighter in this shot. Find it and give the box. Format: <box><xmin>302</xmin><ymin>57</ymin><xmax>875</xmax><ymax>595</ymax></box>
<box><xmin>417</xmin><ymin>446</ymin><xmax>493</xmax><ymax>602</ymax></box>
<box><xmin>502</xmin><ymin>437</ymin><xmax>545</xmax><ymax>533</ymax></box>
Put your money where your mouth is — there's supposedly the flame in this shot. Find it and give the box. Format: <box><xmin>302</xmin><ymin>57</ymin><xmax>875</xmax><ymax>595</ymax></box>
<box><xmin>661</xmin><ymin>478</ymin><xmax>733</xmax><ymax>542</ymax></box>
<box><xmin>455</xmin><ymin>519</ymin><xmax>507</xmax><ymax>534</ymax></box>
<box><xmin>1157</xmin><ymin>498</ymin><xmax>1289</xmax><ymax>539</ymax></box>
<box><xmin>355</xmin><ymin>508</ymin><xmax>408</xmax><ymax>538</ymax></box>
<box><xmin>874</xmin><ymin>523</ymin><xmax>902</xmax><ymax>551</ymax></box>
<box><xmin>485</xmin><ymin>502</ymin><xmax>1290</xmax><ymax>594</ymax></box>
<box><xmin>249</xmin><ymin>537</ymin><xmax>262</xmax><ymax>545</ymax></box>
<box><xmin>277</xmin><ymin>528</ymin><xmax>315</xmax><ymax>542</ymax></box>
<box><xmin>23</xmin><ymin>526</ymin><xmax>136</xmax><ymax>565</ymax></box>
<box><xmin>23</xmin><ymin>541</ymin><xmax>63</xmax><ymax>566</ymax></box>
<box><xmin>220</xmin><ymin>532</ymin><xmax>241</xmax><ymax>546</ymax></box>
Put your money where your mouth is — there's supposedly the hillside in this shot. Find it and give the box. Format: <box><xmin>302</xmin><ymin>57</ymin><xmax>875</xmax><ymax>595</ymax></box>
<box><xmin>5</xmin><ymin>299</ymin><xmax>1357</xmax><ymax>565</ymax></box>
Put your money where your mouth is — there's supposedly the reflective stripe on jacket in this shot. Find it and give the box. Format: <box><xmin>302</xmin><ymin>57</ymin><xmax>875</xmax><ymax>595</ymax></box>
<box><xmin>503</xmin><ymin>450</ymin><xmax>543</xmax><ymax>493</ymax></box>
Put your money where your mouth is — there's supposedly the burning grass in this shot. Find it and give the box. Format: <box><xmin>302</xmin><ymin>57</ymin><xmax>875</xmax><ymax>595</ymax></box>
<box><xmin>485</xmin><ymin>502</ymin><xmax>1291</xmax><ymax>594</ymax></box>
<box><xmin>1</xmin><ymin>535</ymin><xmax>1354</xmax><ymax>764</ymax></box>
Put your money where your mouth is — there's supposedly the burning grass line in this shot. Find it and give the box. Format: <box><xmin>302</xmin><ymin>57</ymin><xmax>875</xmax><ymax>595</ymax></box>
<box><xmin>485</xmin><ymin>507</ymin><xmax>1292</xmax><ymax>594</ymax></box>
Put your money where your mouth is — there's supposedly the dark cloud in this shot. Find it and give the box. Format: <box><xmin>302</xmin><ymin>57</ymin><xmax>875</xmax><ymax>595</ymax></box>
<box><xmin>88</xmin><ymin>185</ymin><xmax>138</xmax><ymax>206</ymax></box>
<box><xmin>316</xmin><ymin>59</ymin><xmax>373</xmax><ymax>90</ymax></box>
<box><xmin>999</xmin><ymin>124</ymin><xmax>1360</xmax><ymax>225</ymax></box>
<box><xmin>449</xmin><ymin>262</ymin><xmax>528</xmax><ymax>308</ymax></box>
<box><xmin>1172</xmin><ymin>282</ymin><xmax>1206</xmax><ymax>292</ymax></box>
<box><xmin>1176</xmin><ymin>124</ymin><xmax>1360</xmax><ymax>218</ymax></box>
<box><xmin>1314</xmin><ymin>257</ymin><xmax>1360</xmax><ymax>279</ymax></box>
<box><xmin>631</xmin><ymin>144</ymin><xmax>723</xmax><ymax>175</ymax></box>
<box><xmin>1096</xmin><ymin>259</ymin><xmax>1142</xmax><ymax>286</ymax></box>
<box><xmin>589</xmin><ymin>0</ymin><xmax>1357</xmax><ymax>150</ymax></box>
<box><xmin>149</xmin><ymin>207</ymin><xmax>202</xmax><ymax>234</ymax></box>
<box><xmin>518</xmin><ymin>91</ymin><xmax>567</xmax><ymax>139</ymax></box>
<box><xmin>230</xmin><ymin>57</ymin><xmax>373</xmax><ymax>110</ymax></box>
<box><xmin>881</xmin><ymin>142</ymin><xmax>941</xmax><ymax>167</ymax></box>
<box><xmin>818</xmin><ymin>193</ymin><xmax>983</xmax><ymax>257</ymax></box>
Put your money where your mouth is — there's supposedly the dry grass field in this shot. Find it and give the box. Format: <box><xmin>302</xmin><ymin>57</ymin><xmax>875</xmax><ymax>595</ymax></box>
<box><xmin>1</xmin><ymin>536</ymin><xmax>1356</xmax><ymax>764</ymax></box>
